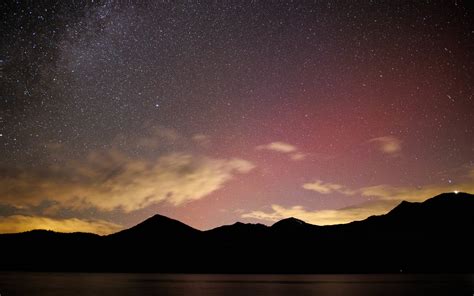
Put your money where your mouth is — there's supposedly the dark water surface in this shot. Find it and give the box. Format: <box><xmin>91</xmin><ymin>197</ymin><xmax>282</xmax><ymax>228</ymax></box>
<box><xmin>0</xmin><ymin>272</ymin><xmax>472</xmax><ymax>296</ymax></box>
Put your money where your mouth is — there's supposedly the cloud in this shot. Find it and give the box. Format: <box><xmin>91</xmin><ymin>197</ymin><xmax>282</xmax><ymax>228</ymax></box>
<box><xmin>303</xmin><ymin>180</ymin><xmax>355</xmax><ymax>195</ymax></box>
<box><xmin>369</xmin><ymin>136</ymin><xmax>402</xmax><ymax>155</ymax></box>
<box><xmin>0</xmin><ymin>150</ymin><xmax>255</xmax><ymax>212</ymax></box>
<box><xmin>0</xmin><ymin>215</ymin><xmax>121</xmax><ymax>235</ymax></box>
<box><xmin>304</xmin><ymin>174</ymin><xmax>474</xmax><ymax>202</ymax></box>
<box><xmin>243</xmin><ymin>169</ymin><xmax>474</xmax><ymax>225</ymax></box>
<box><xmin>256</xmin><ymin>141</ymin><xmax>306</xmax><ymax>161</ymax></box>
<box><xmin>359</xmin><ymin>182</ymin><xmax>474</xmax><ymax>202</ymax></box>
<box><xmin>257</xmin><ymin>142</ymin><xmax>297</xmax><ymax>153</ymax></box>
<box><xmin>242</xmin><ymin>201</ymin><xmax>395</xmax><ymax>226</ymax></box>
<box><xmin>290</xmin><ymin>152</ymin><xmax>307</xmax><ymax>161</ymax></box>
<box><xmin>192</xmin><ymin>134</ymin><xmax>211</xmax><ymax>147</ymax></box>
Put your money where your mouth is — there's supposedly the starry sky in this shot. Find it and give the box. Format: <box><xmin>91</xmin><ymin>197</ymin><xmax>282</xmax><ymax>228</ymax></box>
<box><xmin>1</xmin><ymin>0</ymin><xmax>473</xmax><ymax>234</ymax></box>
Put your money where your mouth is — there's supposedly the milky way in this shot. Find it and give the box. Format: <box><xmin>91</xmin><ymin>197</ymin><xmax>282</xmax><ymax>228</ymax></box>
<box><xmin>1</xmin><ymin>1</ymin><xmax>473</xmax><ymax>233</ymax></box>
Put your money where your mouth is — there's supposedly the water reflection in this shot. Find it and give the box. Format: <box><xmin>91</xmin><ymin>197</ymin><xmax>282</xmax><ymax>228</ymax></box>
<box><xmin>0</xmin><ymin>272</ymin><xmax>472</xmax><ymax>296</ymax></box>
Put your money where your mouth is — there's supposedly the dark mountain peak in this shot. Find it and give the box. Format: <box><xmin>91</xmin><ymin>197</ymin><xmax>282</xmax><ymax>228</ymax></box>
<box><xmin>399</xmin><ymin>200</ymin><xmax>411</xmax><ymax>206</ymax></box>
<box><xmin>130</xmin><ymin>214</ymin><xmax>189</xmax><ymax>230</ymax></box>
<box><xmin>272</xmin><ymin>217</ymin><xmax>308</xmax><ymax>228</ymax></box>
<box><xmin>206</xmin><ymin>221</ymin><xmax>268</xmax><ymax>235</ymax></box>
<box><xmin>231</xmin><ymin>221</ymin><xmax>266</xmax><ymax>228</ymax></box>
<box><xmin>378</xmin><ymin>191</ymin><xmax>474</xmax><ymax>231</ymax></box>
<box><xmin>388</xmin><ymin>192</ymin><xmax>473</xmax><ymax>215</ymax></box>
<box><xmin>420</xmin><ymin>191</ymin><xmax>474</xmax><ymax>215</ymax></box>
<box><xmin>109</xmin><ymin>213</ymin><xmax>199</xmax><ymax>239</ymax></box>
<box><xmin>230</xmin><ymin>221</ymin><xmax>258</xmax><ymax>229</ymax></box>
<box><xmin>388</xmin><ymin>200</ymin><xmax>416</xmax><ymax>215</ymax></box>
<box><xmin>423</xmin><ymin>191</ymin><xmax>472</xmax><ymax>204</ymax></box>
<box><xmin>141</xmin><ymin>213</ymin><xmax>180</xmax><ymax>225</ymax></box>
<box><xmin>1</xmin><ymin>192</ymin><xmax>474</xmax><ymax>273</ymax></box>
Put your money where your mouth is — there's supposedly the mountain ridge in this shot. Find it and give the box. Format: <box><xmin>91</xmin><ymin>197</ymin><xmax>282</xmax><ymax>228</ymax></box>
<box><xmin>0</xmin><ymin>192</ymin><xmax>472</xmax><ymax>273</ymax></box>
<box><xmin>3</xmin><ymin>192</ymin><xmax>471</xmax><ymax>236</ymax></box>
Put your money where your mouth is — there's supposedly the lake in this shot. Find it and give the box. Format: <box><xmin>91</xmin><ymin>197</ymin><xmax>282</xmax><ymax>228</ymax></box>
<box><xmin>0</xmin><ymin>273</ymin><xmax>472</xmax><ymax>295</ymax></box>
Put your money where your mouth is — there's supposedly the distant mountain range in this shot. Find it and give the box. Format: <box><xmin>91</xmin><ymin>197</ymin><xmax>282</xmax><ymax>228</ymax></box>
<box><xmin>1</xmin><ymin>192</ymin><xmax>473</xmax><ymax>273</ymax></box>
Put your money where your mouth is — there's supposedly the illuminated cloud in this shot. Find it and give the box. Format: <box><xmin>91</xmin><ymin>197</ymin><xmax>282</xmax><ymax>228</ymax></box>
<box><xmin>0</xmin><ymin>215</ymin><xmax>121</xmax><ymax>235</ymax></box>
<box><xmin>369</xmin><ymin>136</ymin><xmax>402</xmax><ymax>155</ymax></box>
<box><xmin>257</xmin><ymin>142</ymin><xmax>297</xmax><ymax>153</ymax></box>
<box><xmin>0</xmin><ymin>150</ymin><xmax>255</xmax><ymax>212</ymax></box>
<box><xmin>243</xmin><ymin>170</ymin><xmax>474</xmax><ymax>225</ymax></box>
<box><xmin>256</xmin><ymin>141</ymin><xmax>306</xmax><ymax>161</ymax></box>
<box><xmin>290</xmin><ymin>152</ymin><xmax>307</xmax><ymax>161</ymax></box>
<box><xmin>304</xmin><ymin>175</ymin><xmax>474</xmax><ymax>201</ymax></box>
<box><xmin>303</xmin><ymin>180</ymin><xmax>355</xmax><ymax>195</ymax></box>
<box><xmin>359</xmin><ymin>182</ymin><xmax>474</xmax><ymax>202</ymax></box>
<box><xmin>242</xmin><ymin>202</ymin><xmax>394</xmax><ymax>225</ymax></box>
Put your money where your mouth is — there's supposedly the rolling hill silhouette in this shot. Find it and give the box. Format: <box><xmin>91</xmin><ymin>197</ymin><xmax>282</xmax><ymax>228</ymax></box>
<box><xmin>1</xmin><ymin>192</ymin><xmax>472</xmax><ymax>273</ymax></box>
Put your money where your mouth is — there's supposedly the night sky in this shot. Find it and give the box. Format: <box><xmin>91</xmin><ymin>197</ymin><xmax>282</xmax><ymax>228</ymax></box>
<box><xmin>1</xmin><ymin>1</ymin><xmax>473</xmax><ymax>234</ymax></box>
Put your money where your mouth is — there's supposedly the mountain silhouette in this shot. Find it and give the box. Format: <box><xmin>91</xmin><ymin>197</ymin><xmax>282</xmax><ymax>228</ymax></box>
<box><xmin>109</xmin><ymin>214</ymin><xmax>200</xmax><ymax>241</ymax></box>
<box><xmin>272</xmin><ymin>217</ymin><xmax>309</xmax><ymax>228</ymax></box>
<box><xmin>1</xmin><ymin>192</ymin><xmax>472</xmax><ymax>273</ymax></box>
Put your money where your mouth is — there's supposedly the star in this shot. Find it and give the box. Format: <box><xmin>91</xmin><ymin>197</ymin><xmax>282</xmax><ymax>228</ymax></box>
<box><xmin>0</xmin><ymin>0</ymin><xmax>472</xmax><ymax>232</ymax></box>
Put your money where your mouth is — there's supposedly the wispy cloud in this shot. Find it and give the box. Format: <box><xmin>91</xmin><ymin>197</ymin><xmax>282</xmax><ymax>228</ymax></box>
<box><xmin>0</xmin><ymin>127</ymin><xmax>257</xmax><ymax>234</ymax></box>
<box><xmin>256</xmin><ymin>141</ymin><xmax>307</xmax><ymax>161</ymax></box>
<box><xmin>0</xmin><ymin>215</ymin><xmax>122</xmax><ymax>235</ymax></box>
<box><xmin>243</xmin><ymin>169</ymin><xmax>474</xmax><ymax>225</ymax></box>
<box><xmin>0</xmin><ymin>151</ymin><xmax>255</xmax><ymax>212</ymax></box>
<box><xmin>359</xmin><ymin>182</ymin><xmax>474</xmax><ymax>202</ymax></box>
<box><xmin>303</xmin><ymin>180</ymin><xmax>355</xmax><ymax>195</ymax></box>
<box><xmin>192</xmin><ymin>134</ymin><xmax>211</xmax><ymax>147</ymax></box>
<box><xmin>369</xmin><ymin>136</ymin><xmax>402</xmax><ymax>156</ymax></box>
<box><xmin>290</xmin><ymin>152</ymin><xmax>307</xmax><ymax>161</ymax></box>
<box><xmin>242</xmin><ymin>201</ymin><xmax>395</xmax><ymax>225</ymax></box>
<box><xmin>256</xmin><ymin>142</ymin><xmax>297</xmax><ymax>153</ymax></box>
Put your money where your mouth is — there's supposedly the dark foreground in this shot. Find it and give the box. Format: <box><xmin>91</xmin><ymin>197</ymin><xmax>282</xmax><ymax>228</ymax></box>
<box><xmin>1</xmin><ymin>192</ymin><xmax>473</xmax><ymax>273</ymax></box>
<box><xmin>0</xmin><ymin>272</ymin><xmax>473</xmax><ymax>296</ymax></box>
